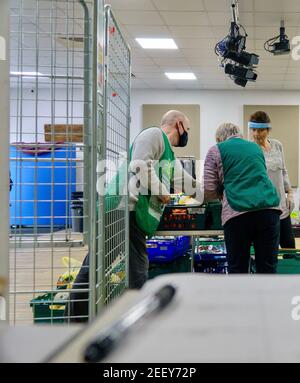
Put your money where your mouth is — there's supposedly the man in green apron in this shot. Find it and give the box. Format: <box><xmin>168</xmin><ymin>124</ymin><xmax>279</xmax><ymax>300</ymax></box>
<box><xmin>204</xmin><ymin>122</ymin><xmax>281</xmax><ymax>274</ymax></box>
<box><xmin>128</xmin><ymin>110</ymin><xmax>203</xmax><ymax>288</ymax></box>
<box><xmin>67</xmin><ymin>110</ymin><xmax>203</xmax><ymax>322</ymax></box>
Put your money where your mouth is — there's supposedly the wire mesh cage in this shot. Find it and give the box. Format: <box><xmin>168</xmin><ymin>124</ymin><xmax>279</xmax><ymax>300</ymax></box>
<box><xmin>9</xmin><ymin>0</ymin><xmax>96</xmax><ymax>325</ymax></box>
<box><xmin>94</xmin><ymin>5</ymin><xmax>131</xmax><ymax>311</ymax></box>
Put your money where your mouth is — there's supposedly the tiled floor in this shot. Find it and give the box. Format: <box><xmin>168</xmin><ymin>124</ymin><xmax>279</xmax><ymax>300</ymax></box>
<box><xmin>9</xmin><ymin>245</ymin><xmax>87</xmax><ymax>325</ymax></box>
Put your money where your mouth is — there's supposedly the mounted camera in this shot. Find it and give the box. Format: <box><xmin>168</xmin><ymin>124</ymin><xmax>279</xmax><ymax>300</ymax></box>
<box><xmin>264</xmin><ymin>20</ymin><xmax>290</xmax><ymax>56</ymax></box>
<box><xmin>215</xmin><ymin>0</ymin><xmax>259</xmax><ymax>87</ymax></box>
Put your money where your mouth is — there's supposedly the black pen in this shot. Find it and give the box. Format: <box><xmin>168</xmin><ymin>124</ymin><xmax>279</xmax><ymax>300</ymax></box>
<box><xmin>83</xmin><ymin>284</ymin><xmax>176</xmax><ymax>363</ymax></box>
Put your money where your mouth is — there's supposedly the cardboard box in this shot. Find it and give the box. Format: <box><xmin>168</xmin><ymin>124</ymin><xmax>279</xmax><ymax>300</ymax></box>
<box><xmin>44</xmin><ymin>124</ymin><xmax>83</xmax><ymax>143</ymax></box>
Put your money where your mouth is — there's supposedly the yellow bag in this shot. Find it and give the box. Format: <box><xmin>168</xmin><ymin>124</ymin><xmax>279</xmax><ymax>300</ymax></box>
<box><xmin>56</xmin><ymin>257</ymin><xmax>83</xmax><ymax>289</ymax></box>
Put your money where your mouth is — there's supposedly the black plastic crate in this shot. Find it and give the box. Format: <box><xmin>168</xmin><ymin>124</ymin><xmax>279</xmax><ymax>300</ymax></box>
<box><xmin>157</xmin><ymin>206</ymin><xmax>206</xmax><ymax>231</ymax></box>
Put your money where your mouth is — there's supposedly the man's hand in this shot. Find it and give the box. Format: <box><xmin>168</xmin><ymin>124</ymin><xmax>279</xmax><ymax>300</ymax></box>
<box><xmin>159</xmin><ymin>195</ymin><xmax>171</xmax><ymax>205</ymax></box>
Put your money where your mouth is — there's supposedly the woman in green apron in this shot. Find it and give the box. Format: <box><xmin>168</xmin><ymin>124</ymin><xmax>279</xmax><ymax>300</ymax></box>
<box><xmin>204</xmin><ymin>122</ymin><xmax>281</xmax><ymax>273</ymax></box>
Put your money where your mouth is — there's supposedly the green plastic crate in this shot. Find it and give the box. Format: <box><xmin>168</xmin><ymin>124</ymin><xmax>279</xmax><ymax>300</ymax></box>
<box><xmin>277</xmin><ymin>253</ymin><xmax>300</xmax><ymax>274</ymax></box>
<box><xmin>205</xmin><ymin>202</ymin><xmax>222</xmax><ymax>230</ymax></box>
<box><xmin>194</xmin><ymin>238</ymin><xmax>225</xmax><ymax>247</ymax></box>
<box><xmin>148</xmin><ymin>253</ymin><xmax>191</xmax><ymax>280</ymax></box>
<box><xmin>251</xmin><ymin>251</ymin><xmax>300</xmax><ymax>274</ymax></box>
<box><xmin>30</xmin><ymin>293</ymin><xmax>66</xmax><ymax>324</ymax></box>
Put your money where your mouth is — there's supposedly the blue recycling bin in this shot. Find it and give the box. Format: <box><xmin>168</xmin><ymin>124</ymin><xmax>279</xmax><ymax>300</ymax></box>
<box><xmin>10</xmin><ymin>144</ymin><xmax>76</xmax><ymax>227</ymax></box>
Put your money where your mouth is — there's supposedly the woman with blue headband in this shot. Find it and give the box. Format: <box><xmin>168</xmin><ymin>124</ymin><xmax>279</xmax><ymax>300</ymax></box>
<box><xmin>249</xmin><ymin>111</ymin><xmax>296</xmax><ymax>249</ymax></box>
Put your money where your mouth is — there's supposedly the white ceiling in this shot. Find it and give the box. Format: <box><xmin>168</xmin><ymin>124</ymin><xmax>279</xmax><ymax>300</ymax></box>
<box><xmin>106</xmin><ymin>0</ymin><xmax>300</xmax><ymax>90</ymax></box>
<box><xmin>9</xmin><ymin>0</ymin><xmax>300</xmax><ymax>91</ymax></box>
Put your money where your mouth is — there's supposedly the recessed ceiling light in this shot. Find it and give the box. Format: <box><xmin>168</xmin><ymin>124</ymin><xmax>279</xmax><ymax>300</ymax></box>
<box><xmin>165</xmin><ymin>72</ymin><xmax>197</xmax><ymax>80</ymax></box>
<box><xmin>136</xmin><ymin>38</ymin><xmax>178</xmax><ymax>49</ymax></box>
<box><xmin>10</xmin><ymin>71</ymin><xmax>44</xmax><ymax>77</ymax></box>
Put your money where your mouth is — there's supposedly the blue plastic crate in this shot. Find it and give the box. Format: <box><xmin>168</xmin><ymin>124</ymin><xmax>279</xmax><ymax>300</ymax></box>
<box><xmin>194</xmin><ymin>252</ymin><xmax>227</xmax><ymax>263</ymax></box>
<box><xmin>146</xmin><ymin>236</ymin><xmax>190</xmax><ymax>264</ymax></box>
<box><xmin>194</xmin><ymin>253</ymin><xmax>228</xmax><ymax>274</ymax></box>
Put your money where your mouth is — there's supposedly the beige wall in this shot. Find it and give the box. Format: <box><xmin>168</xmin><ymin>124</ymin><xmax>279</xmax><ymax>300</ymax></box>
<box><xmin>243</xmin><ymin>105</ymin><xmax>299</xmax><ymax>187</ymax></box>
<box><xmin>142</xmin><ymin>104</ymin><xmax>200</xmax><ymax>160</ymax></box>
<box><xmin>0</xmin><ymin>0</ymin><xmax>9</xmax><ymax>318</ymax></box>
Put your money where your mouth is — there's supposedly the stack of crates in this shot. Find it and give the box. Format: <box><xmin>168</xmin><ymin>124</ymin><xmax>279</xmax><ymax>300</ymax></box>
<box><xmin>147</xmin><ymin>236</ymin><xmax>191</xmax><ymax>279</ymax></box>
<box><xmin>194</xmin><ymin>237</ymin><xmax>228</xmax><ymax>274</ymax></box>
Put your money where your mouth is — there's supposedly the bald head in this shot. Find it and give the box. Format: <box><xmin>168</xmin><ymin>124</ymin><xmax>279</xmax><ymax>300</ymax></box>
<box><xmin>161</xmin><ymin>110</ymin><xmax>190</xmax><ymax>129</ymax></box>
<box><xmin>160</xmin><ymin>110</ymin><xmax>190</xmax><ymax>147</ymax></box>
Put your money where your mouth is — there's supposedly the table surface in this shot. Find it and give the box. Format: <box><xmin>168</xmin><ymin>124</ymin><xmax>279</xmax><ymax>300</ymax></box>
<box><xmin>0</xmin><ymin>324</ymin><xmax>81</xmax><ymax>363</ymax></box>
<box><xmin>2</xmin><ymin>274</ymin><xmax>300</xmax><ymax>363</ymax></box>
<box><xmin>47</xmin><ymin>274</ymin><xmax>300</xmax><ymax>363</ymax></box>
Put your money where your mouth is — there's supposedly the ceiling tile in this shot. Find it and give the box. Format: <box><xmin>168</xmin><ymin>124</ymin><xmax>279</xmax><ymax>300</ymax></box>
<box><xmin>131</xmin><ymin>57</ymin><xmax>155</xmax><ymax>66</ymax></box>
<box><xmin>130</xmin><ymin>47</ymin><xmax>153</xmax><ymax>58</ymax></box>
<box><xmin>255</xmin><ymin>49</ymin><xmax>285</xmax><ymax>60</ymax></box>
<box><xmin>254</xmin><ymin>26</ymin><xmax>297</xmax><ymax>40</ymax></box>
<box><xmin>152</xmin><ymin>57</ymin><xmax>190</xmax><ymax>66</ymax></box>
<box><xmin>208</xmin><ymin>12</ymin><xmax>255</xmax><ymax>27</ymax></box>
<box><xmin>144</xmin><ymin>79</ymin><xmax>177</xmax><ymax>89</ymax></box>
<box><xmin>144</xmin><ymin>50</ymin><xmax>185</xmax><ymax>58</ymax></box>
<box><xmin>239</xmin><ymin>12</ymin><xmax>255</xmax><ymax>27</ymax></box>
<box><xmin>152</xmin><ymin>0</ymin><xmax>205</xmax><ymax>11</ymax></box>
<box><xmin>181</xmin><ymin>48</ymin><xmax>216</xmax><ymax>59</ymax></box>
<box><xmin>159</xmin><ymin>11</ymin><xmax>210</xmax><ymax>26</ymax></box>
<box><xmin>255</xmin><ymin>39</ymin><xmax>268</xmax><ymax>49</ymax></box>
<box><xmin>255</xmin><ymin>0</ymin><xmax>300</xmax><ymax>13</ymax></box>
<box><xmin>240</xmin><ymin>0</ymin><xmax>255</xmax><ymax>12</ymax></box>
<box><xmin>169</xmin><ymin>25</ymin><xmax>214</xmax><ymax>39</ymax></box>
<box><xmin>186</xmin><ymin>57</ymin><xmax>218</xmax><ymax>66</ymax></box>
<box><xmin>287</xmin><ymin>58</ymin><xmax>300</xmax><ymax>67</ymax></box>
<box><xmin>160</xmin><ymin>65</ymin><xmax>193</xmax><ymax>72</ymax></box>
<box><xmin>125</xmin><ymin>25</ymin><xmax>171</xmax><ymax>38</ymax></box>
<box><xmin>114</xmin><ymin>10</ymin><xmax>164</xmax><ymax>25</ymax></box>
<box><xmin>286</xmin><ymin>66</ymin><xmax>300</xmax><ymax>74</ymax></box>
<box><xmin>11</xmin><ymin>0</ymin><xmax>300</xmax><ymax>91</ymax></box>
<box><xmin>175</xmin><ymin>38</ymin><xmax>217</xmax><ymax>49</ymax></box>
<box><xmin>190</xmin><ymin>65</ymin><xmax>225</xmax><ymax>74</ymax></box>
<box><xmin>258</xmin><ymin>73</ymin><xmax>286</xmax><ymax>81</ymax></box>
<box><xmin>258</xmin><ymin>66</ymin><xmax>288</xmax><ymax>74</ymax></box>
<box><xmin>203</xmin><ymin>0</ymin><xmax>229</xmax><ymax>12</ymax></box>
<box><xmin>173</xmin><ymin>81</ymin><xmax>204</xmax><ymax>90</ymax></box>
<box><xmin>196</xmin><ymin>73</ymin><xmax>228</xmax><ymax>81</ymax></box>
<box><xmin>254</xmin><ymin>13</ymin><xmax>300</xmax><ymax>27</ymax></box>
<box><xmin>254</xmin><ymin>0</ymin><xmax>284</xmax><ymax>13</ymax></box>
<box><xmin>133</xmin><ymin>65</ymin><xmax>162</xmax><ymax>73</ymax></box>
<box><xmin>131</xmin><ymin>79</ymin><xmax>149</xmax><ymax>89</ymax></box>
<box><xmin>135</xmin><ymin>72</ymin><xmax>166</xmax><ymax>80</ymax></box>
<box><xmin>208</xmin><ymin>11</ymin><xmax>231</xmax><ymax>26</ymax></box>
<box><xmin>105</xmin><ymin>0</ymin><xmax>155</xmax><ymax>11</ymax></box>
<box><xmin>285</xmin><ymin>73</ymin><xmax>300</xmax><ymax>81</ymax></box>
<box><xmin>283</xmin><ymin>81</ymin><xmax>300</xmax><ymax>89</ymax></box>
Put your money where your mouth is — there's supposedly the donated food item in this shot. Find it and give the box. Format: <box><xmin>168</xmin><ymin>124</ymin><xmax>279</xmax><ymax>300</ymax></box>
<box><xmin>170</xmin><ymin>193</ymin><xmax>201</xmax><ymax>206</ymax></box>
<box><xmin>56</xmin><ymin>257</ymin><xmax>83</xmax><ymax>289</ymax></box>
<box><xmin>50</xmin><ymin>291</ymin><xmax>69</xmax><ymax>310</ymax></box>
<box><xmin>176</xmin><ymin>195</ymin><xmax>201</xmax><ymax>205</ymax></box>
<box><xmin>109</xmin><ymin>255</ymin><xmax>126</xmax><ymax>284</ymax></box>
<box><xmin>197</xmin><ymin>244</ymin><xmax>225</xmax><ymax>254</ymax></box>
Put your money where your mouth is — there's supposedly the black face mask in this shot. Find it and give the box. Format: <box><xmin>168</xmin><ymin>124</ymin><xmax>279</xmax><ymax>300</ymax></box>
<box><xmin>176</xmin><ymin>123</ymin><xmax>189</xmax><ymax>147</ymax></box>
